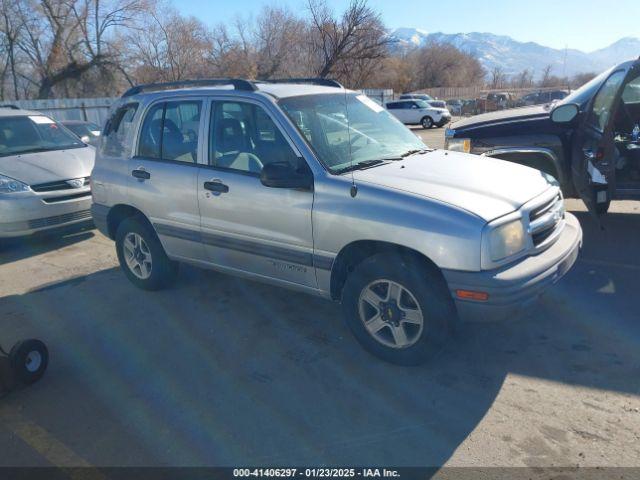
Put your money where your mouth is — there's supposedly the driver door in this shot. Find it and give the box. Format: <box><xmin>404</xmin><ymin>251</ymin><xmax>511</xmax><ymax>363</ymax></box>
<box><xmin>572</xmin><ymin>62</ymin><xmax>638</xmax><ymax>214</ymax></box>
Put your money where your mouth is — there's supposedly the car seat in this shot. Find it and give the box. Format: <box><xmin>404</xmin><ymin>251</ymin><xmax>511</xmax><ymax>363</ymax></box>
<box><xmin>215</xmin><ymin>118</ymin><xmax>262</xmax><ymax>173</ymax></box>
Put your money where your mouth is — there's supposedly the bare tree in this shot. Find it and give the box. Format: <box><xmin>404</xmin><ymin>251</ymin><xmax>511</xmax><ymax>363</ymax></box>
<box><xmin>306</xmin><ymin>0</ymin><xmax>389</xmax><ymax>85</ymax></box>
<box><xmin>540</xmin><ymin>64</ymin><xmax>553</xmax><ymax>87</ymax></box>
<box><xmin>13</xmin><ymin>0</ymin><xmax>147</xmax><ymax>98</ymax></box>
<box><xmin>489</xmin><ymin>65</ymin><xmax>506</xmax><ymax>89</ymax></box>
<box><xmin>405</xmin><ymin>41</ymin><xmax>485</xmax><ymax>90</ymax></box>
<box><xmin>0</xmin><ymin>0</ymin><xmax>22</xmax><ymax>99</ymax></box>
<box><xmin>513</xmin><ymin>68</ymin><xmax>534</xmax><ymax>89</ymax></box>
<box><xmin>254</xmin><ymin>6</ymin><xmax>307</xmax><ymax>79</ymax></box>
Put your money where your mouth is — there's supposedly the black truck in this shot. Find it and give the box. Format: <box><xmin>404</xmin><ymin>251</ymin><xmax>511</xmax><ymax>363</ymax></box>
<box><xmin>445</xmin><ymin>59</ymin><xmax>640</xmax><ymax>215</ymax></box>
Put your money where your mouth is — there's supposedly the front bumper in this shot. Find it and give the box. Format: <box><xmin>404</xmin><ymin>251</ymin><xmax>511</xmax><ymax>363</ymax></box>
<box><xmin>0</xmin><ymin>189</ymin><xmax>92</xmax><ymax>238</ymax></box>
<box><xmin>436</xmin><ymin>115</ymin><xmax>451</xmax><ymax>127</ymax></box>
<box><xmin>442</xmin><ymin>212</ymin><xmax>582</xmax><ymax>322</ymax></box>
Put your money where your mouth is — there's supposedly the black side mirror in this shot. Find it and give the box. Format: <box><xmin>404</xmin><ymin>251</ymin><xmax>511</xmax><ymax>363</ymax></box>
<box><xmin>260</xmin><ymin>160</ymin><xmax>313</xmax><ymax>190</ymax></box>
<box><xmin>551</xmin><ymin>103</ymin><xmax>579</xmax><ymax>124</ymax></box>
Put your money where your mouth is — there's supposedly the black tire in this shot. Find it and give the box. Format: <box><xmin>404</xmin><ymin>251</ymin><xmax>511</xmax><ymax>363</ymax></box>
<box><xmin>421</xmin><ymin>116</ymin><xmax>434</xmax><ymax>129</ymax></box>
<box><xmin>115</xmin><ymin>216</ymin><xmax>178</xmax><ymax>290</ymax></box>
<box><xmin>341</xmin><ymin>253</ymin><xmax>455</xmax><ymax>365</ymax></box>
<box><xmin>10</xmin><ymin>339</ymin><xmax>48</xmax><ymax>385</ymax></box>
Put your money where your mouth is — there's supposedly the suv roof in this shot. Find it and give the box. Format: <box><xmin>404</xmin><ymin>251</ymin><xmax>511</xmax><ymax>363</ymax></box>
<box><xmin>0</xmin><ymin>105</ymin><xmax>42</xmax><ymax>117</ymax></box>
<box><xmin>120</xmin><ymin>78</ymin><xmax>346</xmax><ymax>100</ymax></box>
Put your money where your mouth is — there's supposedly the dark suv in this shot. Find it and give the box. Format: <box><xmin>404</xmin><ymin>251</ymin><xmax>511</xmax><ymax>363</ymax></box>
<box><xmin>445</xmin><ymin>59</ymin><xmax>640</xmax><ymax>215</ymax></box>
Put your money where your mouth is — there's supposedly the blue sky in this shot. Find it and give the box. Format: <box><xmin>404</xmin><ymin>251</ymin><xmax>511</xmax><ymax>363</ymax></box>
<box><xmin>176</xmin><ymin>0</ymin><xmax>639</xmax><ymax>52</ymax></box>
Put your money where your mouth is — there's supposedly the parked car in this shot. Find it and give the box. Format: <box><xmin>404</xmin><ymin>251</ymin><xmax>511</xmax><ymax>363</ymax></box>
<box><xmin>399</xmin><ymin>93</ymin><xmax>434</xmax><ymax>102</ymax></box>
<box><xmin>445</xmin><ymin>59</ymin><xmax>640</xmax><ymax>215</ymax></box>
<box><xmin>446</xmin><ymin>99</ymin><xmax>463</xmax><ymax>116</ymax></box>
<box><xmin>399</xmin><ymin>94</ymin><xmax>446</xmax><ymax>110</ymax></box>
<box><xmin>0</xmin><ymin>106</ymin><xmax>94</xmax><ymax>237</ymax></box>
<box><xmin>92</xmin><ymin>78</ymin><xmax>581</xmax><ymax>365</ymax></box>
<box><xmin>481</xmin><ymin>92</ymin><xmax>515</xmax><ymax>111</ymax></box>
<box><xmin>460</xmin><ymin>99</ymin><xmax>480</xmax><ymax>116</ymax></box>
<box><xmin>386</xmin><ymin>99</ymin><xmax>451</xmax><ymax>128</ymax></box>
<box><xmin>516</xmin><ymin>90</ymin><xmax>569</xmax><ymax>107</ymax></box>
<box><xmin>61</xmin><ymin>120</ymin><xmax>102</xmax><ymax>146</ymax></box>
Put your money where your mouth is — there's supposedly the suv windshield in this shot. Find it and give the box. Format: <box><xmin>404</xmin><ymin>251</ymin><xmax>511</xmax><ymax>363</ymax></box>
<box><xmin>0</xmin><ymin>115</ymin><xmax>84</xmax><ymax>157</ymax></box>
<box><xmin>279</xmin><ymin>93</ymin><xmax>426</xmax><ymax>173</ymax></box>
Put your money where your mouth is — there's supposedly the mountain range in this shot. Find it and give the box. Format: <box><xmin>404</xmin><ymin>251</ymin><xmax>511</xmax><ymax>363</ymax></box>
<box><xmin>388</xmin><ymin>28</ymin><xmax>640</xmax><ymax>79</ymax></box>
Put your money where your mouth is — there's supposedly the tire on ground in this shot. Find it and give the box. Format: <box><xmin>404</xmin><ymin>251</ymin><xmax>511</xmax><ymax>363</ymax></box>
<box><xmin>421</xmin><ymin>116</ymin><xmax>433</xmax><ymax>129</ymax></box>
<box><xmin>341</xmin><ymin>252</ymin><xmax>456</xmax><ymax>365</ymax></box>
<box><xmin>115</xmin><ymin>216</ymin><xmax>178</xmax><ymax>290</ymax></box>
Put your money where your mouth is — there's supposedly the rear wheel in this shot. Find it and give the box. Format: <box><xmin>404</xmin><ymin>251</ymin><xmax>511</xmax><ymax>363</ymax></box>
<box><xmin>341</xmin><ymin>253</ymin><xmax>455</xmax><ymax>365</ymax></box>
<box><xmin>421</xmin><ymin>116</ymin><xmax>434</xmax><ymax>129</ymax></box>
<box><xmin>115</xmin><ymin>217</ymin><xmax>178</xmax><ymax>290</ymax></box>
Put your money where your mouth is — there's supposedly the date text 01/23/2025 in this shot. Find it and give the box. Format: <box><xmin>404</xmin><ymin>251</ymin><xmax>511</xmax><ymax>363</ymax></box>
<box><xmin>233</xmin><ymin>468</ymin><xmax>401</xmax><ymax>478</ymax></box>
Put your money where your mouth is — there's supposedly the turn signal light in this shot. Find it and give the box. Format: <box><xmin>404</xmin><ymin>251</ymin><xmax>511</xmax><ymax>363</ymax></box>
<box><xmin>456</xmin><ymin>289</ymin><xmax>489</xmax><ymax>301</ymax></box>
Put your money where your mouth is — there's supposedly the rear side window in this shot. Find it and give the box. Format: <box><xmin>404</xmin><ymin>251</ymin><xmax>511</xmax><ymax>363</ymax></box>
<box><xmin>137</xmin><ymin>101</ymin><xmax>202</xmax><ymax>163</ymax></box>
<box><xmin>386</xmin><ymin>102</ymin><xmax>398</xmax><ymax>110</ymax></box>
<box><xmin>138</xmin><ymin>103</ymin><xmax>164</xmax><ymax>159</ymax></box>
<box><xmin>102</xmin><ymin>103</ymin><xmax>138</xmax><ymax>157</ymax></box>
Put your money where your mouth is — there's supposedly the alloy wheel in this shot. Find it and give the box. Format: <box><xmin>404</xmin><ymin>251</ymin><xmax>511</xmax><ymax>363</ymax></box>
<box><xmin>357</xmin><ymin>279</ymin><xmax>424</xmax><ymax>349</ymax></box>
<box><xmin>123</xmin><ymin>232</ymin><xmax>153</xmax><ymax>280</ymax></box>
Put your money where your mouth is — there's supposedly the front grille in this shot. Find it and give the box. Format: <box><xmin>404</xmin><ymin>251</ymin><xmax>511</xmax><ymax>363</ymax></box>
<box><xmin>42</xmin><ymin>192</ymin><xmax>92</xmax><ymax>204</ymax></box>
<box><xmin>31</xmin><ymin>177</ymin><xmax>90</xmax><ymax>192</ymax></box>
<box><xmin>529</xmin><ymin>194</ymin><xmax>564</xmax><ymax>248</ymax></box>
<box><xmin>27</xmin><ymin>209</ymin><xmax>92</xmax><ymax>229</ymax></box>
<box><xmin>530</xmin><ymin>194</ymin><xmax>560</xmax><ymax>222</ymax></box>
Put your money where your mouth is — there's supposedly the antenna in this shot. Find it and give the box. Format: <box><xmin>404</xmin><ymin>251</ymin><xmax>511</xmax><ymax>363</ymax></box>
<box><xmin>343</xmin><ymin>86</ymin><xmax>357</xmax><ymax>198</ymax></box>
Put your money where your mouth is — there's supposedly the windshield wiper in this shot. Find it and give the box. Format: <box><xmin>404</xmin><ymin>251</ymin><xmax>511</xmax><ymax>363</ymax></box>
<box><xmin>334</xmin><ymin>159</ymin><xmax>389</xmax><ymax>174</ymax></box>
<box><xmin>400</xmin><ymin>148</ymin><xmax>434</xmax><ymax>157</ymax></box>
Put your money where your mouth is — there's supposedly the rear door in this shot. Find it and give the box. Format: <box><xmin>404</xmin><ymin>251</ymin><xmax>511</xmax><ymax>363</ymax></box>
<box><xmin>572</xmin><ymin>63</ymin><xmax>636</xmax><ymax>214</ymax></box>
<box><xmin>127</xmin><ymin>97</ymin><xmax>206</xmax><ymax>260</ymax></box>
<box><xmin>393</xmin><ymin>101</ymin><xmax>412</xmax><ymax>123</ymax></box>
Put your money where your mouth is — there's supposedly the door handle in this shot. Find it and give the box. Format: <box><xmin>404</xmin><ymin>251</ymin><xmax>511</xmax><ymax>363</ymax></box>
<box><xmin>204</xmin><ymin>180</ymin><xmax>229</xmax><ymax>193</ymax></box>
<box><xmin>132</xmin><ymin>168</ymin><xmax>150</xmax><ymax>180</ymax></box>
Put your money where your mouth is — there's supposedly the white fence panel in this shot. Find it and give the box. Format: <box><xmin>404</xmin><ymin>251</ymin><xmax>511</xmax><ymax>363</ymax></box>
<box><xmin>8</xmin><ymin>97</ymin><xmax>117</xmax><ymax>127</ymax></box>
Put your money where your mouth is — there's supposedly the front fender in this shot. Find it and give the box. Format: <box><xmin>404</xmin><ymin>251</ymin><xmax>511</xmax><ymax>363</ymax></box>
<box><xmin>312</xmin><ymin>175</ymin><xmax>485</xmax><ymax>293</ymax></box>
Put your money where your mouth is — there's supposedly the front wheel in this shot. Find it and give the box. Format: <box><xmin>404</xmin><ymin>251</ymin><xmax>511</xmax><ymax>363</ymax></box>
<box><xmin>421</xmin><ymin>116</ymin><xmax>434</xmax><ymax>129</ymax></box>
<box><xmin>341</xmin><ymin>254</ymin><xmax>455</xmax><ymax>365</ymax></box>
<box><xmin>115</xmin><ymin>217</ymin><xmax>178</xmax><ymax>290</ymax></box>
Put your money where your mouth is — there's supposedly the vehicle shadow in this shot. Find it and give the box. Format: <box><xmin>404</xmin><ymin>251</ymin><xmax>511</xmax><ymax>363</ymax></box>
<box><xmin>0</xmin><ymin>222</ymin><xmax>95</xmax><ymax>266</ymax></box>
<box><xmin>0</xmin><ymin>212</ymin><xmax>637</xmax><ymax>467</ymax></box>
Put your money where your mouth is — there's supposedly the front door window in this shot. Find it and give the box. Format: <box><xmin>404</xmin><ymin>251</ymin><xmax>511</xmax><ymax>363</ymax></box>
<box><xmin>588</xmin><ymin>70</ymin><xmax>626</xmax><ymax>132</ymax></box>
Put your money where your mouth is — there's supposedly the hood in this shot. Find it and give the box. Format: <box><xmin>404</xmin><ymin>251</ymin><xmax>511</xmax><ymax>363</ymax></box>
<box><xmin>451</xmin><ymin>105</ymin><xmax>549</xmax><ymax>130</ymax></box>
<box><xmin>353</xmin><ymin>150</ymin><xmax>555</xmax><ymax>222</ymax></box>
<box><xmin>0</xmin><ymin>146</ymin><xmax>95</xmax><ymax>185</ymax></box>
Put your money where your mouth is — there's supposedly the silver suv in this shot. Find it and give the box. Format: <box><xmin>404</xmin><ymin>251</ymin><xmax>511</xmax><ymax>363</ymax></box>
<box><xmin>91</xmin><ymin>78</ymin><xmax>582</xmax><ymax>365</ymax></box>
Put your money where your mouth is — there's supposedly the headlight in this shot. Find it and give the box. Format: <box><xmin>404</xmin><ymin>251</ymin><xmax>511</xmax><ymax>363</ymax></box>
<box><xmin>446</xmin><ymin>138</ymin><xmax>471</xmax><ymax>153</ymax></box>
<box><xmin>0</xmin><ymin>174</ymin><xmax>30</xmax><ymax>194</ymax></box>
<box><xmin>489</xmin><ymin>219</ymin><xmax>526</xmax><ymax>261</ymax></box>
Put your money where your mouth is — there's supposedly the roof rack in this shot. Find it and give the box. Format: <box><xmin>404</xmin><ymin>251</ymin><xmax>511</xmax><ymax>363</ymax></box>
<box><xmin>258</xmin><ymin>78</ymin><xmax>343</xmax><ymax>88</ymax></box>
<box><xmin>0</xmin><ymin>104</ymin><xmax>20</xmax><ymax>110</ymax></box>
<box><xmin>121</xmin><ymin>79</ymin><xmax>257</xmax><ymax>97</ymax></box>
